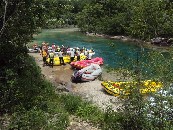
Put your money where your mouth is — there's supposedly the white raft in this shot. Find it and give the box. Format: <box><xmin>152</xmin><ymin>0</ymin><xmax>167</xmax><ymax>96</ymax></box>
<box><xmin>71</xmin><ymin>63</ymin><xmax>102</xmax><ymax>82</ymax></box>
<box><xmin>28</xmin><ymin>48</ymin><xmax>39</xmax><ymax>53</ymax></box>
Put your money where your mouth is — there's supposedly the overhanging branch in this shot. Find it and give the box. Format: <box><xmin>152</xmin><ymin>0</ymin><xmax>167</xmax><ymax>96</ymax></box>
<box><xmin>0</xmin><ymin>1</ymin><xmax>20</xmax><ymax>38</ymax></box>
<box><xmin>0</xmin><ymin>0</ymin><xmax>8</xmax><ymax>37</ymax></box>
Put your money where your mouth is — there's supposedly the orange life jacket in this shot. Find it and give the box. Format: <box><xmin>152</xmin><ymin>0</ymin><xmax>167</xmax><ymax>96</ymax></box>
<box><xmin>42</xmin><ymin>51</ymin><xmax>47</xmax><ymax>57</ymax></box>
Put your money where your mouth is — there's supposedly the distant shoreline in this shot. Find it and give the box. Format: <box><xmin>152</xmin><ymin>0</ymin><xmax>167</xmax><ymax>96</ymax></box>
<box><xmin>85</xmin><ymin>32</ymin><xmax>170</xmax><ymax>51</ymax></box>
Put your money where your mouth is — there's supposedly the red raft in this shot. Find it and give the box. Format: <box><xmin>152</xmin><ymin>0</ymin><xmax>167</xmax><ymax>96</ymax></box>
<box><xmin>70</xmin><ymin>57</ymin><xmax>103</xmax><ymax>69</ymax></box>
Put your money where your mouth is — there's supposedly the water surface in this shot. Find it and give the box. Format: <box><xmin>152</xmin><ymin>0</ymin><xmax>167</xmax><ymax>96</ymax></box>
<box><xmin>33</xmin><ymin>28</ymin><xmax>146</xmax><ymax>68</ymax></box>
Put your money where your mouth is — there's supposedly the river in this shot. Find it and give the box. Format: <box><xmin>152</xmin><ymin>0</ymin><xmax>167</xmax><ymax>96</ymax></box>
<box><xmin>32</xmin><ymin>28</ymin><xmax>149</xmax><ymax>69</ymax></box>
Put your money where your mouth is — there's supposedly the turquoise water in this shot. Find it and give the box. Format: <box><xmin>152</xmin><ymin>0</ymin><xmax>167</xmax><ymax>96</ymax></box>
<box><xmin>33</xmin><ymin>29</ymin><xmax>146</xmax><ymax>68</ymax></box>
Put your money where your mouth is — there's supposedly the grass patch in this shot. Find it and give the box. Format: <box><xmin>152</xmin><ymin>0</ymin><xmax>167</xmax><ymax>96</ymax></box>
<box><xmin>9</xmin><ymin>105</ymin><xmax>69</xmax><ymax>130</ymax></box>
<box><xmin>58</xmin><ymin>94</ymin><xmax>104</xmax><ymax>125</ymax></box>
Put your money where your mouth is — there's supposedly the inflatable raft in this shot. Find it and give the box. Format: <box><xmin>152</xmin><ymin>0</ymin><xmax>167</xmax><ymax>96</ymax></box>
<box><xmin>28</xmin><ymin>48</ymin><xmax>39</xmax><ymax>53</ymax></box>
<box><xmin>46</xmin><ymin>55</ymin><xmax>87</xmax><ymax>66</ymax></box>
<box><xmin>70</xmin><ymin>57</ymin><xmax>103</xmax><ymax>69</ymax></box>
<box><xmin>71</xmin><ymin>63</ymin><xmax>102</xmax><ymax>82</ymax></box>
<box><xmin>46</xmin><ymin>56</ymin><xmax>70</xmax><ymax>65</ymax></box>
<box><xmin>101</xmin><ymin>80</ymin><xmax>163</xmax><ymax>96</ymax></box>
<box><xmin>74</xmin><ymin>55</ymin><xmax>87</xmax><ymax>61</ymax></box>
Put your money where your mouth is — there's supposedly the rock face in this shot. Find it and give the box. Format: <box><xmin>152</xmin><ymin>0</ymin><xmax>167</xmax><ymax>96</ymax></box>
<box><xmin>151</xmin><ymin>37</ymin><xmax>173</xmax><ymax>46</ymax></box>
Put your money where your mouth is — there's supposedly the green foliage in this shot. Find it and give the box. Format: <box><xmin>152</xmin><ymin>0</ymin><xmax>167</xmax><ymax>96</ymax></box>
<box><xmin>76</xmin><ymin>3</ymin><xmax>104</xmax><ymax>33</ymax></box>
<box><xmin>76</xmin><ymin>102</ymin><xmax>104</xmax><ymax>123</ymax></box>
<box><xmin>126</xmin><ymin>0</ymin><xmax>173</xmax><ymax>39</ymax></box>
<box><xmin>59</xmin><ymin>94</ymin><xmax>104</xmax><ymax>124</ymax></box>
<box><xmin>59</xmin><ymin>94</ymin><xmax>83</xmax><ymax>114</ymax></box>
<box><xmin>75</xmin><ymin>0</ymin><xmax>173</xmax><ymax>40</ymax></box>
<box><xmin>101</xmin><ymin>45</ymin><xmax>173</xmax><ymax>130</ymax></box>
<box><xmin>3</xmin><ymin>0</ymin><xmax>171</xmax><ymax>40</ymax></box>
<box><xmin>103</xmin><ymin>109</ymin><xmax>122</xmax><ymax>130</ymax></box>
<box><xmin>1</xmin><ymin>0</ymin><xmax>173</xmax><ymax>129</ymax></box>
<box><xmin>9</xmin><ymin>108</ymin><xmax>47</xmax><ymax>130</ymax></box>
<box><xmin>0</xmin><ymin>0</ymin><xmax>53</xmax><ymax>114</ymax></box>
<box><xmin>0</xmin><ymin>55</ymin><xmax>53</xmax><ymax>113</ymax></box>
<box><xmin>9</xmin><ymin>106</ymin><xmax>69</xmax><ymax>130</ymax></box>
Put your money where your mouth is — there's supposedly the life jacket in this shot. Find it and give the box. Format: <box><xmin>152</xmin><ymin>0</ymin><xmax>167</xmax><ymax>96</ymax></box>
<box><xmin>57</xmin><ymin>47</ymin><xmax>60</xmax><ymax>52</ymax></box>
<box><xmin>49</xmin><ymin>52</ymin><xmax>54</xmax><ymax>59</ymax></box>
<box><xmin>76</xmin><ymin>50</ymin><xmax>80</xmax><ymax>56</ymax></box>
<box><xmin>52</xmin><ymin>45</ymin><xmax>56</xmax><ymax>49</ymax></box>
<box><xmin>42</xmin><ymin>51</ymin><xmax>47</xmax><ymax>57</ymax></box>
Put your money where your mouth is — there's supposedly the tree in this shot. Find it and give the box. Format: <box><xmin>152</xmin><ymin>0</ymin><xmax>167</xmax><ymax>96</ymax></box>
<box><xmin>126</xmin><ymin>0</ymin><xmax>173</xmax><ymax>40</ymax></box>
<box><xmin>0</xmin><ymin>0</ymin><xmax>50</xmax><ymax>113</ymax></box>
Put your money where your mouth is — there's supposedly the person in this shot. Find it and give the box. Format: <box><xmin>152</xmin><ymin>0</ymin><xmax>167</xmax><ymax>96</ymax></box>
<box><xmin>33</xmin><ymin>43</ymin><xmax>37</xmax><ymax>50</ymax></box>
<box><xmin>56</xmin><ymin>46</ymin><xmax>61</xmax><ymax>52</ymax></box>
<box><xmin>42</xmin><ymin>49</ymin><xmax>48</xmax><ymax>67</ymax></box>
<box><xmin>58</xmin><ymin>49</ymin><xmax>64</xmax><ymax>65</ymax></box>
<box><xmin>41</xmin><ymin>41</ymin><xmax>45</xmax><ymax>49</ymax></box>
<box><xmin>70</xmin><ymin>48</ymin><xmax>75</xmax><ymax>62</ymax></box>
<box><xmin>87</xmin><ymin>50</ymin><xmax>95</xmax><ymax>60</ymax></box>
<box><xmin>52</xmin><ymin>43</ymin><xmax>56</xmax><ymax>52</ymax></box>
<box><xmin>49</xmin><ymin>51</ymin><xmax>54</xmax><ymax>68</ymax></box>
<box><xmin>84</xmin><ymin>48</ymin><xmax>88</xmax><ymax>56</ymax></box>
<box><xmin>75</xmin><ymin>48</ymin><xmax>80</xmax><ymax>61</ymax></box>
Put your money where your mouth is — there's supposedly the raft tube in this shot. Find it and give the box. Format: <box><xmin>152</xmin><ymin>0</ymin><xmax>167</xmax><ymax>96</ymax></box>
<box><xmin>70</xmin><ymin>57</ymin><xmax>103</xmax><ymax>69</ymax></box>
<box><xmin>101</xmin><ymin>80</ymin><xmax>163</xmax><ymax>97</ymax></box>
<box><xmin>71</xmin><ymin>63</ymin><xmax>102</xmax><ymax>82</ymax></box>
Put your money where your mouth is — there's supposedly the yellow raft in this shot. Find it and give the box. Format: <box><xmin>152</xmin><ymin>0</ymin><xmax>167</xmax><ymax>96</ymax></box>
<box><xmin>101</xmin><ymin>80</ymin><xmax>163</xmax><ymax>97</ymax></box>
<box><xmin>74</xmin><ymin>55</ymin><xmax>87</xmax><ymax>62</ymax></box>
<box><xmin>46</xmin><ymin>55</ymin><xmax>87</xmax><ymax>66</ymax></box>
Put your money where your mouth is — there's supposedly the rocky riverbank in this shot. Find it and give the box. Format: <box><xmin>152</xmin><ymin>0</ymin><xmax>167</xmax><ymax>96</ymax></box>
<box><xmin>86</xmin><ymin>32</ymin><xmax>171</xmax><ymax>51</ymax></box>
<box><xmin>86</xmin><ymin>32</ymin><xmax>147</xmax><ymax>44</ymax></box>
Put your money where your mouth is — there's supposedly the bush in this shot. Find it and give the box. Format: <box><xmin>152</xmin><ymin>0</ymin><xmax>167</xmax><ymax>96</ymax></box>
<box><xmin>103</xmin><ymin>108</ymin><xmax>124</xmax><ymax>130</ymax></box>
<box><xmin>59</xmin><ymin>94</ymin><xmax>104</xmax><ymax>124</ymax></box>
<box><xmin>76</xmin><ymin>102</ymin><xmax>104</xmax><ymax>124</ymax></box>
<box><xmin>9</xmin><ymin>108</ymin><xmax>47</xmax><ymax>130</ymax></box>
<box><xmin>0</xmin><ymin>55</ymin><xmax>56</xmax><ymax>113</ymax></box>
<box><xmin>59</xmin><ymin>94</ymin><xmax>83</xmax><ymax>114</ymax></box>
<box><xmin>45</xmin><ymin>102</ymin><xmax>69</xmax><ymax>130</ymax></box>
<box><xmin>9</xmin><ymin>105</ymin><xmax>69</xmax><ymax>130</ymax></box>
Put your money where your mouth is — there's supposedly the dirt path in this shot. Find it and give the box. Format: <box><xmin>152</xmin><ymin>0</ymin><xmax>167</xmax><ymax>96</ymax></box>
<box><xmin>29</xmin><ymin>53</ymin><xmax>122</xmax><ymax>130</ymax></box>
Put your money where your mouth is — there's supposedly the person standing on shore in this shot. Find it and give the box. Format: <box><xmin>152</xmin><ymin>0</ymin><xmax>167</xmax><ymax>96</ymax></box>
<box><xmin>52</xmin><ymin>43</ymin><xmax>56</xmax><ymax>52</ymax></box>
<box><xmin>58</xmin><ymin>49</ymin><xmax>64</xmax><ymax>65</ymax></box>
<box><xmin>49</xmin><ymin>50</ymin><xmax>54</xmax><ymax>68</ymax></box>
<box><xmin>42</xmin><ymin>49</ymin><xmax>48</xmax><ymax>67</ymax></box>
<box><xmin>87</xmin><ymin>50</ymin><xmax>95</xmax><ymax>60</ymax></box>
<box><xmin>76</xmin><ymin>48</ymin><xmax>80</xmax><ymax>61</ymax></box>
<box><xmin>70</xmin><ymin>48</ymin><xmax>75</xmax><ymax>62</ymax></box>
<box><xmin>84</xmin><ymin>49</ymin><xmax>88</xmax><ymax>57</ymax></box>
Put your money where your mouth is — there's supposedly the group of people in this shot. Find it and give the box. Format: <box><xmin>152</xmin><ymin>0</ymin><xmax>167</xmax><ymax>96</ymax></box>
<box><xmin>38</xmin><ymin>42</ymin><xmax>95</xmax><ymax>68</ymax></box>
